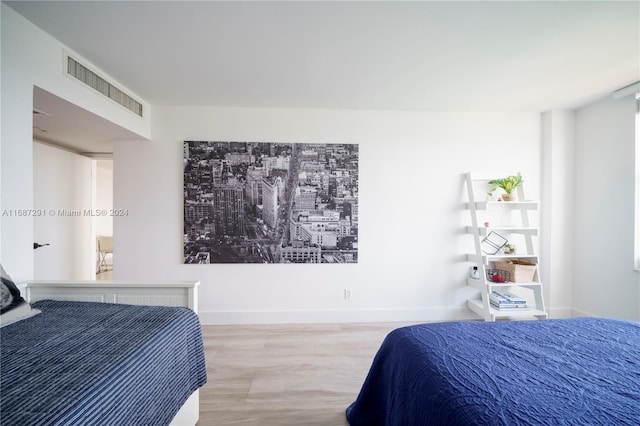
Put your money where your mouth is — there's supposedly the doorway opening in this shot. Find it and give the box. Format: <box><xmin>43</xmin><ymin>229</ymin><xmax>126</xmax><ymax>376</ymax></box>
<box><xmin>95</xmin><ymin>159</ymin><xmax>114</xmax><ymax>279</ymax></box>
<box><xmin>32</xmin><ymin>86</ymin><xmax>140</xmax><ymax>281</ymax></box>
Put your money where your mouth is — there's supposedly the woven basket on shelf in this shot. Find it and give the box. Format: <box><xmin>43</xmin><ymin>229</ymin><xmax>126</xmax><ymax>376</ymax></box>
<box><xmin>494</xmin><ymin>259</ymin><xmax>537</xmax><ymax>283</ymax></box>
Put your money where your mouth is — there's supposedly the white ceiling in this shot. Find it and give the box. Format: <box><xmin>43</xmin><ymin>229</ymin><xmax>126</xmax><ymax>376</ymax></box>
<box><xmin>32</xmin><ymin>86</ymin><xmax>145</xmax><ymax>155</ymax></box>
<box><xmin>6</xmin><ymin>1</ymin><xmax>640</xmax><ymax>152</ymax></box>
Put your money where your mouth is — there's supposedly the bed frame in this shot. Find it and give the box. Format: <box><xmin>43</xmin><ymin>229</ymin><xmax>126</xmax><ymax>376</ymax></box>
<box><xmin>19</xmin><ymin>280</ymin><xmax>201</xmax><ymax>426</ymax></box>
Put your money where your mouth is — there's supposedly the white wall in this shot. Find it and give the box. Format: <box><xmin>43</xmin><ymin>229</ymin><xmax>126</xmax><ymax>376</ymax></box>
<box><xmin>95</xmin><ymin>160</ymin><xmax>114</xmax><ymax>237</ymax></box>
<box><xmin>0</xmin><ymin>5</ymin><xmax>150</xmax><ymax>280</ymax></box>
<box><xmin>574</xmin><ymin>95</ymin><xmax>640</xmax><ymax>321</ymax></box>
<box><xmin>114</xmin><ymin>106</ymin><xmax>543</xmax><ymax>324</ymax></box>
<box><xmin>33</xmin><ymin>142</ymin><xmax>93</xmax><ymax>280</ymax></box>
<box><xmin>541</xmin><ymin>110</ymin><xmax>575</xmax><ymax>317</ymax></box>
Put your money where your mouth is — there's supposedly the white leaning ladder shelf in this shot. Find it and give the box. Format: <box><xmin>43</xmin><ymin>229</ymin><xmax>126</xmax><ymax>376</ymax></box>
<box><xmin>465</xmin><ymin>172</ymin><xmax>548</xmax><ymax>321</ymax></box>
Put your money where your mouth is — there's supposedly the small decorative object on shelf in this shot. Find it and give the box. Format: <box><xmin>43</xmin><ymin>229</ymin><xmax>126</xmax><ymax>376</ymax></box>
<box><xmin>486</xmin><ymin>269</ymin><xmax>510</xmax><ymax>283</ymax></box>
<box><xmin>503</xmin><ymin>243</ymin><xmax>517</xmax><ymax>255</ymax></box>
<box><xmin>470</xmin><ymin>266</ymin><xmax>480</xmax><ymax>279</ymax></box>
<box><xmin>487</xmin><ymin>175</ymin><xmax>523</xmax><ymax>201</ymax></box>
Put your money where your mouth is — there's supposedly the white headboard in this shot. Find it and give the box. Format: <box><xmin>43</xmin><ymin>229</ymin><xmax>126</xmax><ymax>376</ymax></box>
<box><xmin>21</xmin><ymin>280</ymin><xmax>199</xmax><ymax>313</ymax></box>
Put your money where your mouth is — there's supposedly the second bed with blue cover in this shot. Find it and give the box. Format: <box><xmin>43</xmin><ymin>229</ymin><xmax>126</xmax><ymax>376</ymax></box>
<box><xmin>1</xmin><ymin>300</ymin><xmax>207</xmax><ymax>425</ymax></box>
<box><xmin>347</xmin><ymin>317</ymin><xmax>640</xmax><ymax>425</ymax></box>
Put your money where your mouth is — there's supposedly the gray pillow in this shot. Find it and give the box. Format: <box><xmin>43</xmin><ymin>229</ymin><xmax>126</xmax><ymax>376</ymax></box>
<box><xmin>1</xmin><ymin>263</ymin><xmax>27</xmax><ymax>314</ymax></box>
<box><xmin>1</xmin><ymin>263</ymin><xmax>40</xmax><ymax>327</ymax></box>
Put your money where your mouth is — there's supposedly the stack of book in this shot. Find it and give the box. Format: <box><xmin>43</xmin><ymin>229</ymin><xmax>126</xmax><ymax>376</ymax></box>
<box><xmin>490</xmin><ymin>291</ymin><xmax>527</xmax><ymax>310</ymax></box>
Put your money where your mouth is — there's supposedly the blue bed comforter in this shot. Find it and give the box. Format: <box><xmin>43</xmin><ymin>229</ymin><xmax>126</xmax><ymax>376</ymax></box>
<box><xmin>346</xmin><ymin>317</ymin><xmax>640</xmax><ymax>425</ymax></box>
<box><xmin>1</xmin><ymin>300</ymin><xmax>207</xmax><ymax>426</ymax></box>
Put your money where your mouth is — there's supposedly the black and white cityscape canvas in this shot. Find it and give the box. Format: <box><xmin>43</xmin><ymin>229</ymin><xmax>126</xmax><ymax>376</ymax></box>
<box><xmin>183</xmin><ymin>141</ymin><xmax>359</xmax><ymax>264</ymax></box>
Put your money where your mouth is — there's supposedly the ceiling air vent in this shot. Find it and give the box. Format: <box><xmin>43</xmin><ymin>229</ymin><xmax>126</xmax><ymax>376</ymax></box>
<box><xmin>67</xmin><ymin>56</ymin><xmax>143</xmax><ymax>117</ymax></box>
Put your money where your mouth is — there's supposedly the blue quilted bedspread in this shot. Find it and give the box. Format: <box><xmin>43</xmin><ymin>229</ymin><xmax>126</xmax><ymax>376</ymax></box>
<box><xmin>346</xmin><ymin>317</ymin><xmax>640</xmax><ymax>425</ymax></box>
<box><xmin>1</xmin><ymin>300</ymin><xmax>207</xmax><ymax>426</ymax></box>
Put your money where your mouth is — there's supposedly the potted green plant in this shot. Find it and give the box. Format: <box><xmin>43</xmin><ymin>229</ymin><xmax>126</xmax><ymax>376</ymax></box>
<box><xmin>487</xmin><ymin>175</ymin><xmax>523</xmax><ymax>201</ymax></box>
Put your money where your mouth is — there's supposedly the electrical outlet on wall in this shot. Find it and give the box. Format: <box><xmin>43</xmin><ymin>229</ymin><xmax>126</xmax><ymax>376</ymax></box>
<box><xmin>344</xmin><ymin>288</ymin><xmax>352</xmax><ymax>300</ymax></box>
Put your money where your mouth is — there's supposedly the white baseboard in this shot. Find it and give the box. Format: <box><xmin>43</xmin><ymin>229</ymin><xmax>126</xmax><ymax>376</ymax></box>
<box><xmin>546</xmin><ymin>307</ymin><xmax>576</xmax><ymax>319</ymax></box>
<box><xmin>198</xmin><ymin>307</ymin><xmax>480</xmax><ymax>325</ymax></box>
<box><xmin>568</xmin><ymin>308</ymin><xmax>596</xmax><ymax>318</ymax></box>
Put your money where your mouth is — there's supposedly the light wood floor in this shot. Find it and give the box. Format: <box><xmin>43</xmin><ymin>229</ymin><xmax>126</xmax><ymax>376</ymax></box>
<box><xmin>197</xmin><ymin>321</ymin><xmax>424</xmax><ymax>425</ymax></box>
<box><xmin>95</xmin><ymin>267</ymin><xmax>113</xmax><ymax>280</ymax></box>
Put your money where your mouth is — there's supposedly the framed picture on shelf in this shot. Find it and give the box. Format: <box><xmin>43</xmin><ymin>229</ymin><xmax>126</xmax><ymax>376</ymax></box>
<box><xmin>481</xmin><ymin>231</ymin><xmax>508</xmax><ymax>255</ymax></box>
